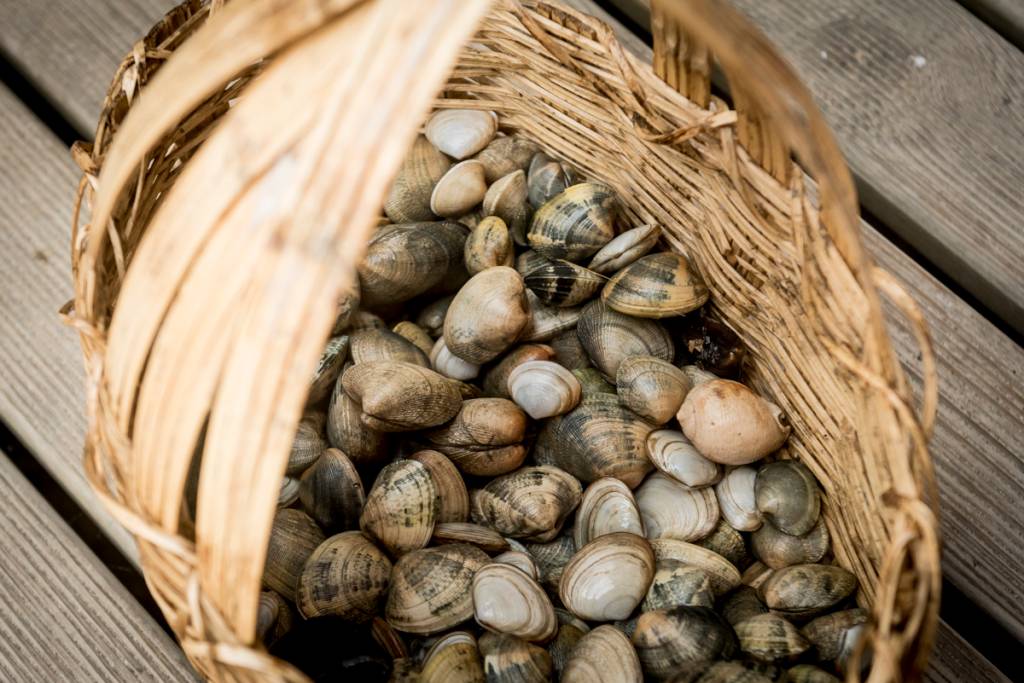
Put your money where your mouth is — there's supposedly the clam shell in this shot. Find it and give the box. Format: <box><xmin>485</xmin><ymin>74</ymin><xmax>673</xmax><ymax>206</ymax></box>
<box><xmin>473</xmin><ymin>563</ymin><xmax>557</xmax><ymax>641</ymax></box>
<box><xmin>444</xmin><ymin>266</ymin><xmax>530</xmax><ymax>364</ymax></box>
<box><xmin>528</xmin><ymin>183</ymin><xmax>617</xmax><ymax>261</ymax></box>
<box><xmin>801</xmin><ymin>608</ymin><xmax>868</xmax><ymax>663</ymax></box>
<box><xmin>332</xmin><ymin>285</ymin><xmax>360</xmax><ymax>335</ymax></box>
<box><xmin>551</xmin><ymin>394</ymin><xmax>655</xmax><ymax>488</ymax></box>
<box><xmin>288</xmin><ymin>412</ymin><xmax>325</xmax><ymax>476</ymax></box>
<box><xmin>494</xmin><ymin>551</ymin><xmax>540</xmax><ymax>580</ymax></box>
<box><xmin>424</xmin><ymin>398</ymin><xmax>527</xmax><ymax>476</ymax></box>
<box><xmin>386</xmin><ymin>544</ymin><xmax>490</xmax><ymax>634</ymax></box>
<box><xmin>667</xmin><ymin>660</ymin><xmax>777</xmax><ymax>683</ymax></box>
<box><xmin>758</xmin><ymin>564</ymin><xmax>857</xmax><ymax>618</ymax></box>
<box><xmin>755</xmin><ymin>461</ymin><xmax>821</xmax><ymax>536</ymax></box>
<box><xmin>409</xmin><ymin>449</ymin><xmax>469</xmax><ymax>523</ymax></box>
<box><xmin>471</xmin><ymin>466</ymin><xmax>582</xmax><ymax>541</ymax></box>
<box><xmin>715</xmin><ymin>466</ymin><xmax>763</xmax><ymax>532</ymax></box>
<box><xmin>431</xmin><ymin>159</ymin><xmax>487</xmax><ymax>218</ymax></box>
<box><xmin>392</xmin><ymin>321</ymin><xmax>434</xmax><ymax>356</ymax></box>
<box><xmin>677</xmin><ymin>380</ymin><xmax>791</xmax><ymax>465</ymax></box>
<box><xmin>479</xmin><ymin>632</ymin><xmax>553</xmax><ymax>683</ymax></box>
<box><xmin>572</xmin><ymin>368</ymin><xmax>616</xmax><ymax>397</ymax></box>
<box><xmin>350</xmin><ymin>327</ymin><xmax>430</xmax><ymax>367</ymax></box>
<box><xmin>549</xmin><ymin>329</ymin><xmax>590</xmax><ymax>370</ymax></box>
<box><xmin>360</xmin><ymin>460</ymin><xmax>437</xmax><ymax>556</ymax></box>
<box><xmin>482</xmin><ymin>171</ymin><xmax>531</xmax><ymax>245</ymax></box>
<box><xmin>425</xmin><ymin>108</ymin><xmax>497</xmax><ymax>160</ymax></box>
<box><xmin>527</xmin><ymin>153</ymin><xmax>569</xmax><ymax>209</ymax></box>
<box><xmin>515</xmin><ymin>248</ymin><xmax>548</xmax><ymax>277</ymax></box>
<box><xmin>587</xmin><ymin>224</ymin><xmax>661</xmax><ymax>274</ymax></box>
<box><xmin>735</xmin><ymin>613</ymin><xmax>810</xmax><ymax>662</ymax></box>
<box><xmin>433</xmin><ymin>522</ymin><xmax>510</xmax><ymax>553</ymax></box>
<box><xmin>559</xmin><ymin>532</ymin><xmax>655</xmax><ymax>621</ymax></box>
<box><xmin>476</xmin><ymin>135</ymin><xmax>540</xmax><ymax>183</ymax></box>
<box><xmin>548</xmin><ymin>609</ymin><xmax>590</xmax><ymax>677</ymax></box>
<box><xmin>751</xmin><ymin>516</ymin><xmax>829</xmax><ymax>569</ymax></box>
<box><xmin>326</xmin><ymin>386</ymin><xmax>389</xmax><ymax>465</ymax></box>
<box><xmin>524</xmin><ymin>259</ymin><xmax>605</xmax><ymax>307</ymax></box>
<box><xmin>416</xmin><ymin>294</ymin><xmax>454</xmax><ymax>337</ymax></box>
<box><xmin>278</xmin><ymin>477</ymin><xmax>300</xmax><ymax>509</ymax></box>
<box><xmin>631</xmin><ymin>606</ymin><xmax>738</xmax><ymax>678</ymax></box>
<box><xmin>262</xmin><ymin>509</ymin><xmax>325</xmax><ymax>602</ymax></box>
<box><xmin>384</xmin><ymin>135</ymin><xmax>451</xmax><ymax>222</ymax></box>
<box><xmin>635</xmin><ymin>473</ymin><xmax>719</xmax><ymax>542</ymax></box>
<box><xmin>642</xmin><ymin>561</ymin><xmax>714</xmax><ymax>612</ymax></box>
<box><xmin>430</xmin><ymin>336</ymin><xmax>481</xmax><ymax>380</ymax></box>
<box><xmin>420</xmin><ymin>631</ymin><xmax>485</xmax><ymax>683</ymax></box>
<box><xmin>649</xmin><ymin>539</ymin><xmax>741</xmax><ymax>596</ymax></box>
<box><xmin>349</xmin><ymin>309</ymin><xmax>389</xmax><ymax>331</ymax></box>
<box><xmin>602</xmin><ymin>252</ymin><xmax>709</xmax><ymax>318</ymax></box>
<box><xmin>299</xmin><ymin>447</ymin><xmax>364</xmax><ymax>533</ymax></box>
<box><xmin>680</xmin><ymin>364</ymin><xmax>717</xmax><ymax>386</ymax></box>
<box><xmin>308</xmin><ymin>335</ymin><xmax>349</xmax><ymax>405</ymax></box>
<box><xmin>721</xmin><ymin>585</ymin><xmax>769</xmax><ymax>626</ymax></box>
<box><xmin>616</xmin><ymin>356</ymin><xmax>691</xmax><ymax>425</ymax></box>
<box><xmin>358</xmin><ymin>221</ymin><xmax>467</xmax><ymax>308</ymax></box>
<box><xmin>577</xmin><ymin>300</ymin><xmax>674</xmax><ymax>379</ymax></box>
<box><xmin>296</xmin><ymin>531</ymin><xmax>390</xmax><ymax>621</ymax></box>
<box><xmin>696</xmin><ymin>519</ymin><xmax>752</xmax><ymax>570</ymax></box>
<box><xmin>742</xmin><ymin>561</ymin><xmax>775</xmax><ymax>590</ymax></box>
<box><xmin>787</xmin><ymin>664</ymin><xmax>843</xmax><ymax>683</ymax></box>
<box><xmin>507</xmin><ymin>360</ymin><xmax>582</xmax><ymax>419</ymax></box>
<box><xmin>562</xmin><ymin>625</ymin><xmax>643</xmax><ymax>683</ymax></box>
<box><xmin>519</xmin><ymin>289</ymin><xmax>583</xmax><ymax>342</ymax></box>
<box><xmin>255</xmin><ymin>590</ymin><xmax>292</xmax><ymax>647</ymax></box>
<box><xmin>342</xmin><ymin>361</ymin><xmax>462</xmax><ymax>431</ymax></box>
<box><xmin>645</xmin><ymin>430</ymin><xmax>720</xmax><ymax>487</ymax></box>
<box><xmin>465</xmin><ymin>215</ymin><xmax>515</xmax><ymax>275</ymax></box>
<box><xmin>573</xmin><ymin>477</ymin><xmax>644</xmax><ymax>548</ymax></box>
<box><xmin>524</xmin><ymin>534</ymin><xmax>576</xmax><ymax>593</ymax></box>
<box><xmin>482</xmin><ymin>344</ymin><xmax>556</xmax><ymax>398</ymax></box>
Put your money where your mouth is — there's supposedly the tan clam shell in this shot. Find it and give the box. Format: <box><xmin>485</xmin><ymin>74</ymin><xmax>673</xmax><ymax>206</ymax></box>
<box><xmin>577</xmin><ymin>300</ymin><xmax>674</xmax><ymax>379</ymax></box>
<box><xmin>342</xmin><ymin>361</ymin><xmax>463</xmax><ymax>431</ymax></box>
<box><xmin>392</xmin><ymin>321</ymin><xmax>434</xmax><ymax>356</ymax></box>
<box><xmin>602</xmin><ymin>252</ymin><xmax>709</xmax><ymax>318</ymax></box>
<box><xmin>758</xmin><ymin>564</ymin><xmax>857</xmax><ymax>618</ymax></box>
<box><xmin>360</xmin><ymin>460</ymin><xmax>437</xmax><ymax>556</ymax></box>
<box><xmin>635</xmin><ymin>473</ymin><xmax>720</xmax><ymax>542</ymax></box>
<box><xmin>559</xmin><ymin>532</ymin><xmax>655</xmax><ymax>621</ymax></box>
<box><xmin>616</xmin><ymin>356</ymin><xmax>691</xmax><ymax>425</ymax></box>
<box><xmin>526</xmin><ymin>153</ymin><xmax>569</xmax><ymax>209</ymax></box>
<box><xmin>471</xmin><ymin>465</ymin><xmax>582</xmax><ymax>541</ymax></box>
<box><xmin>680</xmin><ymin>364</ymin><xmax>717</xmax><ymax>386</ymax></box>
<box><xmin>430</xmin><ymin>336</ymin><xmax>481</xmax><ymax>380</ymax></box>
<box><xmin>287</xmin><ymin>412</ymin><xmax>326</xmax><ymax>476</ymax></box>
<box><xmin>465</xmin><ymin>215</ymin><xmax>515</xmax><ymax>275</ymax></box>
<box><xmin>420</xmin><ymin>630</ymin><xmax>485</xmax><ymax>683</ymax></box>
<box><xmin>755</xmin><ymin>460</ymin><xmax>821</xmax><ymax>536</ymax></box>
<box><xmin>433</xmin><ymin>522</ymin><xmax>510</xmax><ymax>553</ymax></box>
<box><xmin>524</xmin><ymin>259</ymin><xmax>605</xmax><ymax>307</ymax></box>
<box><xmin>473</xmin><ymin>563</ymin><xmax>557</xmax><ymax>641</ymax></box>
<box><xmin>519</xmin><ymin>290</ymin><xmax>583</xmax><ymax>342</ymax></box>
<box><xmin>494</xmin><ymin>551</ymin><xmax>540</xmax><ymax>580</ymax></box>
<box><xmin>425</xmin><ymin>108</ymin><xmax>497</xmax><ymax>160</ymax></box>
<box><xmin>562</xmin><ymin>625</ymin><xmax>643</xmax><ymax>683</ymax></box>
<box><xmin>482</xmin><ymin>171</ymin><xmax>531</xmax><ymax>245</ymax></box>
<box><xmin>424</xmin><ymin>398</ymin><xmax>527</xmax><ymax>476</ymax></box>
<box><xmin>409</xmin><ymin>449</ymin><xmax>469</xmax><ymax>524</ymax></box>
<box><xmin>721</xmin><ymin>585</ymin><xmax>769</xmax><ymax>626</ymax></box>
<box><xmin>715</xmin><ymin>466</ymin><xmax>764</xmax><ymax>532</ymax></box>
<box><xmin>528</xmin><ymin>183</ymin><xmax>617</xmax><ymax>261</ymax></box>
<box><xmin>734</xmin><ymin>613</ymin><xmax>810</xmax><ymax>662</ymax></box>
<box><xmin>548</xmin><ymin>329</ymin><xmax>590</xmax><ymax>370</ymax></box>
<box><xmin>587</xmin><ymin>224</ymin><xmax>661</xmax><ymax>275</ymax></box>
<box><xmin>348</xmin><ymin>309</ymin><xmax>388</xmax><ymax>331</ymax></box>
<box><xmin>742</xmin><ymin>561</ymin><xmax>775</xmax><ymax>590</ymax></box>
<box><xmin>262</xmin><ymin>509</ymin><xmax>325</xmax><ymax>602</ymax></box>
<box><xmin>482</xmin><ymin>343</ymin><xmax>556</xmax><ymax>398</ymax></box>
<box><xmin>645</xmin><ymin>429</ymin><xmax>721</xmax><ymax>488</ymax></box>
<box><xmin>299</xmin><ymin>447</ymin><xmax>364</xmax><ymax>533</ymax></box>
<box><xmin>573</xmin><ymin>477</ymin><xmax>644</xmax><ymax>548</ymax></box>
<box><xmin>277</xmin><ymin>477</ymin><xmax>300</xmax><ymax>509</ymax></box>
<box><xmin>476</xmin><ymin>135</ymin><xmax>540</xmax><ymax>183</ymax></box>
<box><xmin>788</xmin><ymin>664</ymin><xmax>843</xmax><ymax>683</ymax></box>
<box><xmin>507</xmin><ymin>360</ymin><xmax>582</xmax><ymax>419</ymax></box>
<box><xmin>524</xmin><ymin>533</ymin><xmax>576</xmax><ymax>593</ymax></box>
<box><xmin>571</xmin><ymin>368</ymin><xmax>616</xmax><ymax>398</ymax></box>
<box><xmin>677</xmin><ymin>379</ymin><xmax>791</xmax><ymax>465</ymax></box>
<box><xmin>801</xmin><ymin>608</ymin><xmax>868</xmax><ymax>663</ymax></box>
<box><xmin>416</xmin><ymin>294</ymin><xmax>454</xmax><ymax>337</ymax></box>
<box><xmin>358</xmin><ymin>221</ymin><xmax>467</xmax><ymax>307</ymax></box>
<box><xmin>649</xmin><ymin>539</ymin><xmax>741</xmax><ymax>596</ymax></box>
<box><xmin>642</xmin><ymin>560</ymin><xmax>714</xmax><ymax>612</ymax></box>
<box><xmin>326</xmin><ymin>385</ymin><xmax>389</xmax><ymax>465</ymax></box>
<box><xmin>548</xmin><ymin>394</ymin><xmax>654</xmax><ymax>488</ymax></box>
<box><xmin>431</xmin><ymin>159</ymin><xmax>487</xmax><ymax>218</ymax></box>
<box><xmin>668</xmin><ymin>660</ymin><xmax>778</xmax><ymax>683</ymax></box>
<box><xmin>386</xmin><ymin>544</ymin><xmax>490</xmax><ymax>634</ymax></box>
<box><xmin>479</xmin><ymin>632</ymin><xmax>553</xmax><ymax>683</ymax></box>
<box><xmin>296</xmin><ymin>531</ymin><xmax>390</xmax><ymax>621</ymax></box>
<box><xmin>631</xmin><ymin>606</ymin><xmax>738</xmax><ymax>678</ymax></box>
<box><xmin>752</xmin><ymin>516</ymin><xmax>829</xmax><ymax>569</ymax></box>
<box><xmin>350</xmin><ymin>327</ymin><xmax>430</xmax><ymax>367</ymax></box>
<box><xmin>443</xmin><ymin>266</ymin><xmax>530</xmax><ymax>364</ymax></box>
<box><xmin>696</xmin><ymin>519</ymin><xmax>752</xmax><ymax>569</ymax></box>
<box><xmin>384</xmin><ymin>135</ymin><xmax>451</xmax><ymax>222</ymax></box>
<box><xmin>308</xmin><ymin>335</ymin><xmax>349</xmax><ymax>405</ymax></box>
<box><xmin>331</xmin><ymin>284</ymin><xmax>360</xmax><ymax>335</ymax></box>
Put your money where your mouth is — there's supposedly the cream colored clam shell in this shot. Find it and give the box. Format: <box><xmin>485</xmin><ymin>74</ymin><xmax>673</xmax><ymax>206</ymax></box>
<box><xmin>635</xmin><ymin>473</ymin><xmax>719</xmax><ymax>542</ymax></box>
<box><xmin>507</xmin><ymin>360</ymin><xmax>582</xmax><ymax>419</ymax></box>
<box><xmin>573</xmin><ymin>477</ymin><xmax>644</xmax><ymax>548</ymax></box>
<box><xmin>473</xmin><ymin>563</ymin><xmax>557</xmax><ymax>641</ymax></box>
<box><xmin>646</xmin><ymin>429</ymin><xmax>720</xmax><ymax>487</ymax></box>
<box><xmin>430</xmin><ymin>337</ymin><xmax>481</xmax><ymax>380</ymax></box>
<box><xmin>715</xmin><ymin>465</ymin><xmax>763</xmax><ymax>531</ymax></box>
<box><xmin>426</xmin><ymin>109</ymin><xmax>498</xmax><ymax>160</ymax></box>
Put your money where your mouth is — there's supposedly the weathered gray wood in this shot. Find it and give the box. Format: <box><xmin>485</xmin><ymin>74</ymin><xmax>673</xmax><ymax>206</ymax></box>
<box><xmin>607</xmin><ymin>0</ymin><xmax>1024</xmax><ymax>335</ymax></box>
<box><xmin>960</xmin><ymin>0</ymin><xmax>1024</xmax><ymax>50</ymax></box>
<box><xmin>929</xmin><ymin>620</ymin><xmax>1011</xmax><ymax>683</ymax></box>
<box><xmin>0</xmin><ymin>0</ymin><xmax>177</xmax><ymax>134</ymax></box>
<box><xmin>0</xmin><ymin>450</ymin><xmax>195</xmax><ymax>681</ymax></box>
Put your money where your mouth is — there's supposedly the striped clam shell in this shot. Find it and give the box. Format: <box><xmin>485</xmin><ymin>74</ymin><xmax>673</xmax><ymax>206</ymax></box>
<box><xmin>524</xmin><ymin>259</ymin><xmax>605</xmax><ymax>307</ymax></box>
<box><xmin>635</xmin><ymin>473</ymin><xmax>720</xmax><ymax>542</ymax></box>
<box><xmin>528</xmin><ymin>183</ymin><xmax>618</xmax><ymax>262</ymax></box>
<box><xmin>576</xmin><ymin>300</ymin><xmax>674</xmax><ymax>380</ymax></box>
<box><xmin>588</xmin><ymin>224</ymin><xmax>661</xmax><ymax>275</ymax></box>
<box><xmin>602</xmin><ymin>252</ymin><xmax>709</xmax><ymax>318</ymax></box>
<box><xmin>385</xmin><ymin>544</ymin><xmax>490</xmax><ymax>634</ymax></box>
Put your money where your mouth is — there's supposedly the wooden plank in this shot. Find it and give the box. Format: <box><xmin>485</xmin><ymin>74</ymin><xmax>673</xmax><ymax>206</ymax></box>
<box><xmin>606</xmin><ymin>0</ymin><xmax>1024</xmax><ymax>335</ymax></box>
<box><xmin>929</xmin><ymin>620</ymin><xmax>1011</xmax><ymax>683</ymax></box>
<box><xmin>960</xmin><ymin>0</ymin><xmax>1024</xmax><ymax>50</ymax></box>
<box><xmin>0</xmin><ymin>450</ymin><xmax>194</xmax><ymax>681</ymax></box>
<box><xmin>0</xmin><ymin>0</ymin><xmax>177</xmax><ymax>134</ymax></box>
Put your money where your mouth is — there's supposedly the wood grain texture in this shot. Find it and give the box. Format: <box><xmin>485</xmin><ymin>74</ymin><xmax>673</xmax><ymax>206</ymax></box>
<box><xmin>0</xmin><ymin>0</ymin><xmax>177</xmax><ymax>133</ymax></box>
<box><xmin>960</xmin><ymin>0</ymin><xmax>1024</xmax><ymax>50</ymax></box>
<box><xmin>0</xmin><ymin>450</ymin><xmax>195</xmax><ymax>681</ymax></box>
<box><xmin>929</xmin><ymin>620</ymin><xmax>1011</xmax><ymax>683</ymax></box>
<box><xmin>609</xmin><ymin>0</ymin><xmax>1024</xmax><ymax>334</ymax></box>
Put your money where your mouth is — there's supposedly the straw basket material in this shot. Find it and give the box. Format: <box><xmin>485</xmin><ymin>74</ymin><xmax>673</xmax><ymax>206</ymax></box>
<box><xmin>67</xmin><ymin>0</ymin><xmax>941</xmax><ymax>680</ymax></box>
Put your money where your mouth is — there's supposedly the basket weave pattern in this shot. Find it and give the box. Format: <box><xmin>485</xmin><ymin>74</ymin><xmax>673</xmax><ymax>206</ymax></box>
<box><xmin>68</xmin><ymin>0</ymin><xmax>940</xmax><ymax>680</ymax></box>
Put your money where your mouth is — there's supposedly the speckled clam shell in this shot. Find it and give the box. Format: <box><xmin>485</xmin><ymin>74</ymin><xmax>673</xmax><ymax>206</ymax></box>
<box><xmin>494</xmin><ymin>550</ymin><xmax>540</xmax><ymax>580</ymax></box>
<box><xmin>528</xmin><ymin>183</ymin><xmax>617</xmax><ymax>261</ymax></box>
<box><xmin>471</xmin><ymin>466</ymin><xmax>582</xmax><ymax>541</ymax></box>
<box><xmin>425</xmin><ymin>108</ymin><xmax>497</xmax><ymax>160</ymax></box>
<box><xmin>326</xmin><ymin>386</ymin><xmax>389</xmax><ymax>465</ymax></box>
<box><xmin>342</xmin><ymin>361</ymin><xmax>462</xmax><ymax>431</ymax></box>
<box><xmin>299</xmin><ymin>447</ymin><xmax>364</xmax><ymax>533</ymax></box>
<box><xmin>549</xmin><ymin>329</ymin><xmax>590</xmax><ymax>370</ymax></box>
<box><xmin>645</xmin><ymin>430</ymin><xmax>721</xmax><ymax>488</ymax></box>
<box><xmin>409</xmin><ymin>449</ymin><xmax>469</xmax><ymax>524</ymax></box>
<box><xmin>262</xmin><ymin>509</ymin><xmax>325</xmax><ymax>602</ymax></box>
<box><xmin>649</xmin><ymin>539</ymin><xmax>742</xmax><ymax>596</ymax></box>
<box><xmin>350</xmin><ymin>327</ymin><xmax>430</xmax><ymax>367</ymax></box>
<box><xmin>635</xmin><ymin>473</ymin><xmax>719</xmax><ymax>542</ymax></box>
<box><xmin>524</xmin><ymin>259</ymin><xmax>605</xmax><ymax>307</ymax></box>
<box><xmin>473</xmin><ymin>562</ymin><xmax>557</xmax><ymax>642</ymax></box>
<box><xmin>721</xmin><ymin>585</ymin><xmax>770</xmax><ymax>626</ymax></box>
<box><xmin>443</xmin><ymin>266</ymin><xmax>530</xmax><ymax>364</ymax></box>
<box><xmin>430</xmin><ymin>159</ymin><xmax>487</xmax><ymax>218</ymax></box>
<box><xmin>801</xmin><ymin>608</ymin><xmax>868</xmax><ymax>664</ymax></box>
<box><xmin>571</xmin><ymin>367</ymin><xmax>616</xmax><ymax>398</ymax></box>
<box><xmin>433</xmin><ymin>522</ymin><xmax>511</xmax><ymax>553</ymax></box>
<box><xmin>696</xmin><ymin>519</ymin><xmax>752</xmax><ymax>570</ymax></box>
<box><xmin>357</xmin><ymin>221</ymin><xmax>466</xmax><ymax>308</ymax></box>
<box><xmin>296</xmin><ymin>531</ymin><xmax>390</xmax><ymax>621</ymax></box>
<box><xmin>385</xmin><ymin>543</ymin><xmax>490</xmax><ymax>634</ymax></box>
<box><xmin>475</xmin><ymin>135</ymin><xmax>540</xmax><ymax>183</ymax></box>
<box><xmin>465</xmin><ymin>215</ymin><xmax>515</xmax><ymax>275</ymax></box>
<box><xmin>519</xmin><ymin>290</ymin><xmax>583</xmax><ymax>342</ymax></box>
<box><xmin>287</xmin><ymin>412</ymin><xmax>326</xmax><ymax>476</ymax></box>
<box><xmin>587</xmin><ymin>224</ymin><xmax>661</xmax><ymax>275</ymax></box>
<box><xmin>602</xmin><ymin>252</ymin><xmax>709</xmax><ymax>318</ymax></box>
<box><xmin>631</xmin><ymin>606</ymin><xmax>738</xmax><ymax>679</ymax></box>
<box><xmin>384</xmin><ymin>135</ymin><xmax>451</xmax><ymax>222</ymax></box>
<box><xmin>479</xmin><ymin>632</ymin><xmax>553</xmax><ymax>683</ymax></box>
<box><xmin>482</xmin><ymin>343</ymin><xmax>556</xmax><ymax>398</ymax></box>
<box><xmin>758</xmin><ymin>564</ymin><xmax>857</xmax><ymax>618</ymax></box>
<box><xmin>573</xmin><ymin>477</ymin><xmax>644</xmax><ymax>548</ymax></box>
<box><xmin>308</xmin><ymin>335</ymin><xmax>349</xmax><ymax>405</ymax></box>
<box><xmin>577</xmin><ymin>300</ymin><xmax>674</xmax><ymax>380</ymax></box>
<box><xmin>420</xmin><ymin>631</ymin><xmax>486</xmax><ymax>683</ymax></box>
<box><xmin>559</xmin><ymin>533</ymin><xmax>655</xmax><ymax>621</ymax></box>
<box><xmin>424</xmin><ymin>398</ymin><xmax>527</xmax><ymax>476</ymax></box>
<box><xmin>549</xmin><ymin>609</ymin><xmax>591</xmax><ymax>677</ymax></box>
<box><xmin>616</xmin><ymin>356</ymin><xmax>691</xmax><ymax>425</ymax></box>
<box><xmin>525</xmin><ymin>533</ymin><xmax>576</xmax><ymax>593</ymax></box>
<box><xmin>562</xmin><ymin>625</ymin><xmax>643</xmax><ymax>683</ymax></box>
<box><xmin>715</xmin><ymin>466</ymin><xmax>764</xmax><ymax>532</ymax></box>
<box><xmin>755</xmin><ymin>460</ymin><xmax>821</xmax><ymax>536</ymax></box>
<box><xmin>751</xmin><ymin>516</ymin><xmax>829</xmax><ymax>569</ymax></box>
<box><xmin>642</xmin><ymin>560</ymin><xmax>715</xmax><ymax>612</ymax></box>
<box><xmin>734</xmin><ymin>613</ymin><xmax>811</xmax><ymax>662</ymax></box>
<box><xmin>483</xmin><ymin>170</ymin><xmax>532</xmax><ymax>245</ymax></box>
<box><xmin>359</xmin><ymin>459</ymin><xmax>437</xmax><ymax>556</ymax></box>
<box><xmin>507</xmin><ymin>360</ymin><xmax>582</xmax><ymax>419</ymax></box>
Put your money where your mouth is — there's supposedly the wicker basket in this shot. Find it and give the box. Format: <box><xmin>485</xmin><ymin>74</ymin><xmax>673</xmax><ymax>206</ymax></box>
<box><xmin>67</xmin><ymin>0</ymin><xmax>941</xmax><ymax>680</ymax></box>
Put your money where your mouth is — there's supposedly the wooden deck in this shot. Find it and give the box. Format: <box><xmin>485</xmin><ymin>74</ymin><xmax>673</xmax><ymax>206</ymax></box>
<box><xmin>0</xmin><ymin>0</ymin><xmax>1020</xmax><ymax>680</ymax></box>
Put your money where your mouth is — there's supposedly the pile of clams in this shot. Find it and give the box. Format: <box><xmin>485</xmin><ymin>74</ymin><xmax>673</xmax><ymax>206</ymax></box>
<box><xmin>260</xmin><ymin>109</ymin><xmax>865</xmax><ymax>683</ymax></box>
